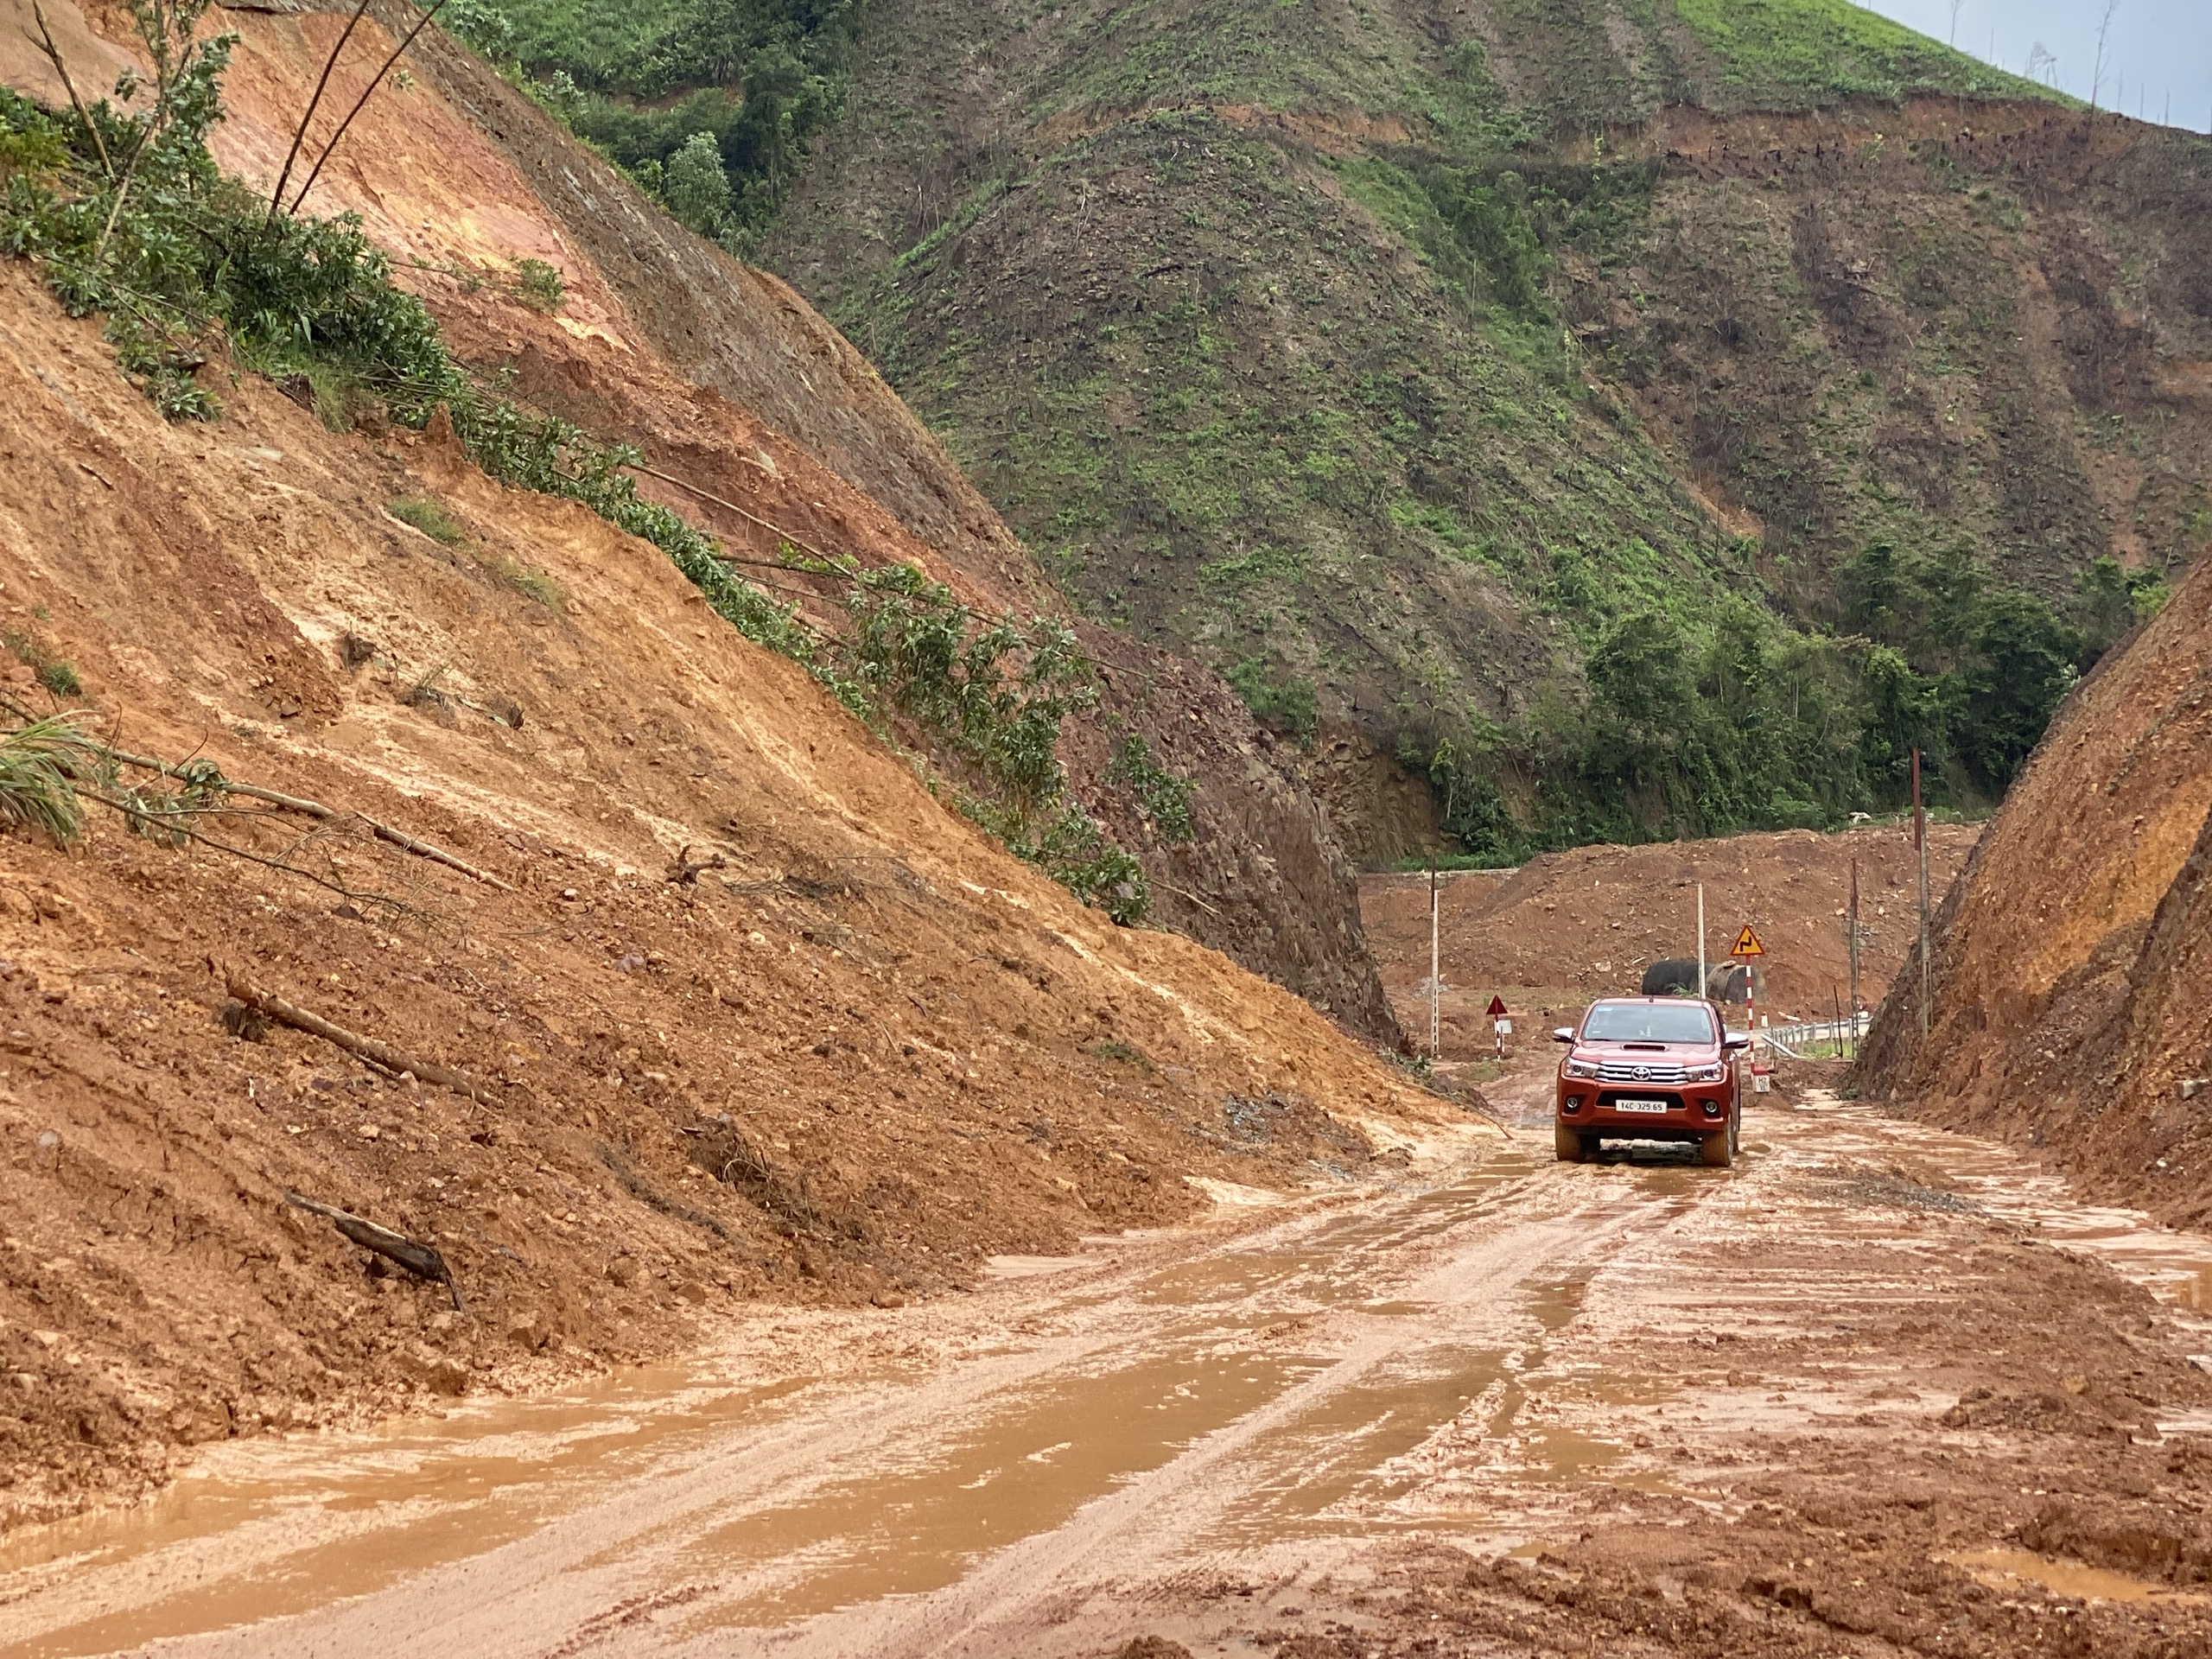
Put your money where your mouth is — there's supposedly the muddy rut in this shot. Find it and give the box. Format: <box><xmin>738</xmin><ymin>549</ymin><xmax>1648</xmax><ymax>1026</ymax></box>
<box><xmin>7</xmin><ymin>1061</ymin><xmax>2212</xmax><ymax>1658</ymax></box>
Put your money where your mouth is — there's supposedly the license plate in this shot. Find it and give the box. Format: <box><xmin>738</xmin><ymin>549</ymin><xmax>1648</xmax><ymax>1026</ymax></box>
<box><xmin>1612</xmin><ymin>1098</ymin><xmax>1670</xmax><ymax>1114</ymax></box>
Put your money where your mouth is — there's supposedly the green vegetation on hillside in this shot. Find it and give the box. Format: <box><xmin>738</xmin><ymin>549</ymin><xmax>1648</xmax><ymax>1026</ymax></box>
<box><xmin>0</xmin><ymin>6</ymin><xmax>1165</xmax><ymax>923</ymax></box>
<box><xmin>1671</xmin><ymin>0</ymin><xmax>2046</xmax><ymax>108</ymax></box>
<box><xmin>747</xmin><ymin>0</ymin><xmax>2209</xmax><ymax>861</ymax></box>
<box><xmin>443</xmin><ymin>0</ymin><xmax>2201</xmax><ymax>861</ymax></box>
<box><xmin>449</xmin><ymin>0</ymin><xmax>860</xmax><ymax>248</ymax></box>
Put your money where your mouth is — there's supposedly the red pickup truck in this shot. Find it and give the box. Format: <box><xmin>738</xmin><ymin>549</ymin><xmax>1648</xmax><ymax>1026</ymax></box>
<box><xmin>1552</xmin><ymin>996</ymin><xmax>1751</xmax><ymax>1166</ymax></box>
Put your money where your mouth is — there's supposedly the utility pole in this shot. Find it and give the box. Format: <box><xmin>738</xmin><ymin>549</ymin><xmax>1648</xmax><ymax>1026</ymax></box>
<box><xmin>1428</xmin><ymin>860</ymin><xmax>1441</xmax><ymax>1062</ymax></box>
<box><xmin>1912</xmin><ymin>749</ymin><xmax>1931</xmax><ymax>1038</ymax></box>
<box><xmin>1847</xmin><ymin>856</ymin><xmax>1861</xmax><ymax>1060</ymax></box>
<box><xmin>1696</xmin><ymin>882</ymin><xmax>1707</xmax><ymax>1002</ymax></box>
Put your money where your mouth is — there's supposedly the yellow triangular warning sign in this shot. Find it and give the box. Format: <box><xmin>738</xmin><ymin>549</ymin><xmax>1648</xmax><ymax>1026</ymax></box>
<box><xmin>1731</xmin><ymin>925</ymin><xmax>1765</xmax><ymax>957</ymax></box>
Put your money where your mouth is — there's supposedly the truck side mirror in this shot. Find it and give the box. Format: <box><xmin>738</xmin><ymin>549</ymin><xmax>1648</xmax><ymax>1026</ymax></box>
<box><xmin>1724</xmin><ymin>1033</ymin><xmax>1752</xmax><ymax>1051</ymax></box>
<box><xmin>1552</xmin><ymin>1027</ymin><xmax>1576</xmax><ymax>1044</ymax></box>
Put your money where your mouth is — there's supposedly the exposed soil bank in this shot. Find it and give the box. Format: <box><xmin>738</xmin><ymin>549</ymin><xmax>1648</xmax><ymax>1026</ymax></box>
<box><xmin>0</xmin><ymin>264</ymin><xmax>1447</xmax><ymax>1533</ymax></box>
<box><xmin>1859</xmin><ymin>549</ymin><xmax>2212</xmax><ymax>1230</ymax></box>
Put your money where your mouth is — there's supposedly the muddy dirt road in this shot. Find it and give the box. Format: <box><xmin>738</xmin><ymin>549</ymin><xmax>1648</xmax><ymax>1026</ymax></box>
<box><xmin>6</xmin><ymin>1064</ymin><xmax>2212</xmax><ymax>1659</ymax></box>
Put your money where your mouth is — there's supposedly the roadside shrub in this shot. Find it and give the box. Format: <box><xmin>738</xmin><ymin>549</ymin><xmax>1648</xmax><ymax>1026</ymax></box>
<box><xmin>841</xmin><ymin>562</ymin><xmax>1159</xmax><ymax>921</ymax></box>
<box><xmin>0</xmin><ymin>714</ymin><xmax>99</xmax><ymax>842</ymax></box>
<box><xmin>510</xmin><ymin>257</ymin><xmax>563</xmax><ymax>311</ymax></box>
<box><xmin>1103</xmin><ymin>728</ymin><xmax>1194</xmax><ymax>842</ymax></box>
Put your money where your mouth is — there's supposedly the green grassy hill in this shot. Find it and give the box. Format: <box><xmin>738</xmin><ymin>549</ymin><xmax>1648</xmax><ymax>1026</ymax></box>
<box><xmin>476</xmin><ymin>0</ymin><xmax>2212</xmax><ymax>860</ymax></box>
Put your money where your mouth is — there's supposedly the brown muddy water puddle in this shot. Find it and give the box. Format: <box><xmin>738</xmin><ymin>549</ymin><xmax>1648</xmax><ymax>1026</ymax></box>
<box><xmin>686</xmin><ymin>1344</ymin><xmax>1320</xmax><ymax>1624</ymax></box>
<box><xmin>0</xmin><ymin>1154</ymin><xmax>1554</xmax><ymax>1654</ymax></box>
<box><xmin>0</xmin><ymin>1366</ymin><xmax>819</xmax><ymax>1658</ymax></box>
<box><xmin>1948</xmin><ymin>1548</ymin><xmax>2212</xmax><ymax>1606</ymax></box>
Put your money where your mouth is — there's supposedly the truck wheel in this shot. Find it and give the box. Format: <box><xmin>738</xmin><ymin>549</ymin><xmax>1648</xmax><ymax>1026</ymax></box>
<box><xmin>1700</xmin><ymin>1127</ymin><xmax>1735</xmax><ymax>1168</ymax></box>
<box><xmin>1554</xmin><ymin>1123</ymin><xmax>1589</xmax><ymax>1163</ymax></box>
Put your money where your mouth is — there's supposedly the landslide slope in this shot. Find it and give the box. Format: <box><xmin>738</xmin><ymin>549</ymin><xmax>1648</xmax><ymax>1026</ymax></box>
<box><xmin>0</xmin><ymin>3</ymin><xmax>1446</xmax><ymax>1525</ymax></box>
<box><xmin>756</xmin><ymin>0</ymin><xmax>2212</xmax><ymax>856</ymax></box>
<box><xmin>0</xmin><ymin>263</ymin><xmax>1450</xmax><ymax>1529</ymax></box>
<box><xmin>89</xmin><ymin>0</ymin><xmax>1398</xmax><ymax>1036</ymax></box>
<box><xmin>1856</xmin><ymin>550</ymin><xmax>2212</xmax><ymax>1231</ymax></box>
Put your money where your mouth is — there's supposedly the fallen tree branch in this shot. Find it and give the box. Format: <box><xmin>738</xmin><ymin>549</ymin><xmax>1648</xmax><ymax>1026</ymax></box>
<box><xmin>103</xmin><ymin>741</ymin><xmax>513</xmax><ymax>890</ymax></box>
<box><xmin>284</xmin><ymin>1191</ymin><xmax>463</xmax><ymax>1310</ymax></box>
<box><xmin>619</xmin><ymin>460</ymin><xmax>843</xmax><ymax>568</ymax></box>
<box><xmin>267</xmin><ymin>0</ymin><xmax>375</xmax><ymax>220</ymax></box>
<box><xmin>220</xmin><ymin>964</ymin><xmax>496</xmax><ymax>1103</ymax></box>
<box><xmin>85</xmin><ymin>785</ymin><xmax>432</xmax><ymax>919</ymax></box>
<box><xmin>0</xmin><ymin>697</ymin><xmax>512</xmax><ymax>891</ymax></box>
<box><xmin>1154</xmin><ymin>879</ymin><xmax>1222</xmax><ymax>918</ymax></box>
<box><xmin>28</xmin><ymin>1</ymin><xmax>111</xmax><ymax>176</ymax></box>
<box><xmin>287</xmin><ymin>0</ymin><xmax>456</xmax><ymax>216</ymax></box>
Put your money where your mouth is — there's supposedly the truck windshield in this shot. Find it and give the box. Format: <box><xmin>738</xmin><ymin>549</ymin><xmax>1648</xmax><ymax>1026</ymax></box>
<box><xmin>1582</xmin><ymin>1002</ymin><xmax>1715</xmax><ymax>1043</ymax></box>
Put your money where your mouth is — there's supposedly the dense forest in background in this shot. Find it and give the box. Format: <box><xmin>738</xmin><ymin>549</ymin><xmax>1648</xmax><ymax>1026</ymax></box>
<box><xmin>456</xmin><ymin>0</ymin><xmax>2209</xmax><ymax>861</ymax></box>
<box><xmin>446</xmin><ymin>0</ymin><xmax>859</xmax><ymax>248</ymax></box>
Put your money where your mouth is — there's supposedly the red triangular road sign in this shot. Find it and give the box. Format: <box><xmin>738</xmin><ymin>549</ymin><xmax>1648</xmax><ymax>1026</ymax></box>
<box><xmin>1485</xmin><ymin>995</ymin><xmax>1508</xmax><ymax>1017</ymax></box>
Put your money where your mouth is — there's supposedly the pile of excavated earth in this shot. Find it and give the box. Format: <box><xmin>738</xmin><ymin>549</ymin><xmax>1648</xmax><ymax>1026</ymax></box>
<box><xmin>0</xmin><ymin>0</ymin><xmax>1451</xmax><ymax>1531</ymax></box>
<box><xmin>1358</xmin><ymin>823</ymin><xmax>1977</xmax><ymax>1057</ymax></box>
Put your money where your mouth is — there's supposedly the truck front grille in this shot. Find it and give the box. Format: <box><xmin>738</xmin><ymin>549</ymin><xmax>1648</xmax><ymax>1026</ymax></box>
<box><xmin>1597</xmin><ymin>1062</ymin><xmax>1691</xmax><ymax>1084</ymax></box>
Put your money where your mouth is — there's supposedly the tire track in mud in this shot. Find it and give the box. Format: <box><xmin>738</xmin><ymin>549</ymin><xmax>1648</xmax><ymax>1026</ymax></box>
<box><xmin>680</xmin><ymin>1186</ymin><xmax>1683</xmax><ymax>1659</ymax></box>
<box><xmin>0</xmin><ymin>1117</ymin><xmax>1732</xmax><ymax>1659</ymax></box>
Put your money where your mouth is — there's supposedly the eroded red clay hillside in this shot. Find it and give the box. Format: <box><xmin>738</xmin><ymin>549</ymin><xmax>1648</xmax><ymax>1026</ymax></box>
<box><xmin>0</xmin><ymin>49</ymin><xmax>1455</xmax><ymax>1529</ymax></box>
<box><xmin>0</xmin><ymin>0</ymin><xmax>1397</xmax><ymax>1035</ymax></box>
<box><xmin>1859</xmin><ymin>550</ymin><xmax>2212</xmax><ymax>1230</ymax></box>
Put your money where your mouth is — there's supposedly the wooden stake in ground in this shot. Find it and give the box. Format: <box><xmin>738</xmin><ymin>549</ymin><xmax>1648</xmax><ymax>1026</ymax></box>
<box><xmin>1696</xmin><ymin>881</ymin><xmax>1706</xmax><ymax>1003</ymax></box>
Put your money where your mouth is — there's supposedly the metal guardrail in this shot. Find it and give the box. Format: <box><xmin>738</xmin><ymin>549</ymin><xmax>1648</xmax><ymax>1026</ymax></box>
<box><xmin>1761</xmin><ymin>1013</ymin><xmax>1872</xmax><ymax>1059</ymax></box>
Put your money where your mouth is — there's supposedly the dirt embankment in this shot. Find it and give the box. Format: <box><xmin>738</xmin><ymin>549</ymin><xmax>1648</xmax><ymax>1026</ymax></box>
<box><xmin>0</xmin><ymin>254</ymin><xmax>1456</xmax><ymax>1534</ymax></box>
<box><xmin>1358</xmin><ymin>824</ymin><xmax>1976</xmax><ymax>1053</ymax></box>
<box><xmin>0</xmin><ymin>0</ymin><xmax>1396</xmax><ymax>1037</ymax></box>
<box><xmin>1859</xmin><ymin>552</ymin><xmax>2212</xmax><ymax>1230</ymax></box>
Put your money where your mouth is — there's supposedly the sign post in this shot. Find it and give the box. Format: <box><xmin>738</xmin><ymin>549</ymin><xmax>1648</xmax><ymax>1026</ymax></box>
<box><xmin>1487</xmin><ymin>994</ymin><xmax>1510</xmax><ymax>1060</ymax></box>
<box><xmin>1732</xmin><ymin>925</ymin><xmax>1767</xmax><ymax>1090</ymax></box>
<box><xmin>1912</xmin><ymin>748</ymin><xmax>1931</xmax><ymax>1038</ymax></box>
<box><xmin>1847</xmin><ymin>857</ymin><xmax>1860</xmax><ymax>1060</ymax></box>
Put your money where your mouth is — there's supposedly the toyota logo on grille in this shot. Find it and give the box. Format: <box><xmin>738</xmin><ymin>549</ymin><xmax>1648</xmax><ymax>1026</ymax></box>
<box><xmin>1632</xmin><ymin>1065</ymin><xmax>1651</xmax><ymax>1080</ymax></box>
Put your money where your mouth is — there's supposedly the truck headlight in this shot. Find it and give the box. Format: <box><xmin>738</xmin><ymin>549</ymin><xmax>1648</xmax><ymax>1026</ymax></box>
<box><xmin>1563</xmin><ymin>1058</ymin><xmax>1602</xmax><ymax>1079</ymax></box>
<box><xmin>1685</xmin><ymin>1063</ymin><xmax>1726</xmax><ymax>1083</ymax></box>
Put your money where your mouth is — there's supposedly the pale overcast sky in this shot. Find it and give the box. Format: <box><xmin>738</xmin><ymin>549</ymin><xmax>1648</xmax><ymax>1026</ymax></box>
<box><xmin>1864</xmin><ymin>0</ymin><xmax>2212</xmax><ymax>132</ymax></box>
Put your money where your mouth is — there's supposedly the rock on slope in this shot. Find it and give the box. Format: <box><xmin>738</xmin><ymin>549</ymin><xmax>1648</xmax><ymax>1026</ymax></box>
<box><xmin>1856</xmin><ymin>553</ymin><xmax>2212</xmax><ymax>1230</ymax></box>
